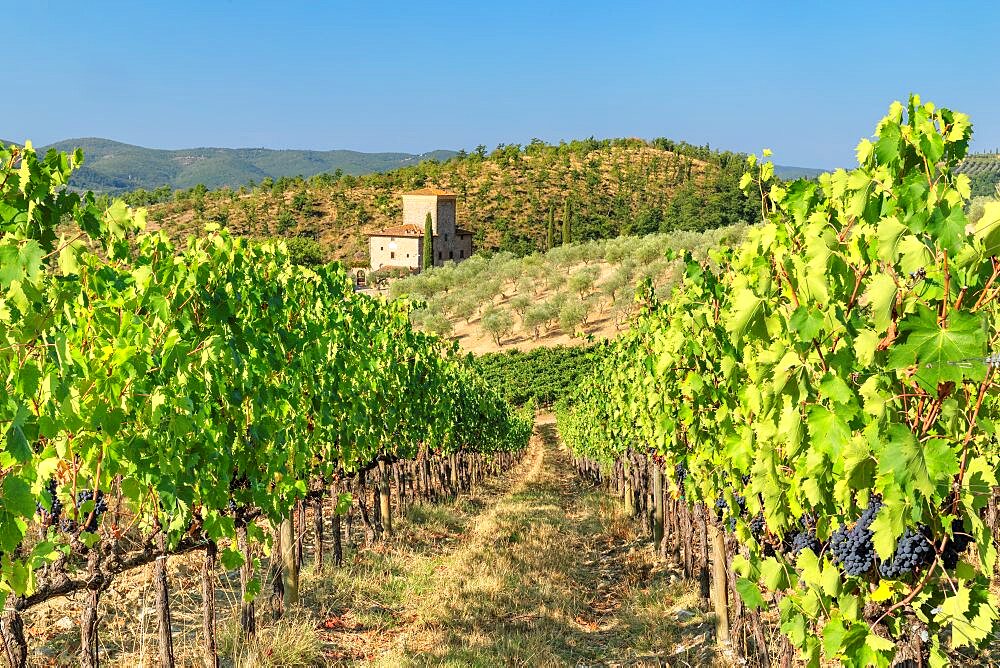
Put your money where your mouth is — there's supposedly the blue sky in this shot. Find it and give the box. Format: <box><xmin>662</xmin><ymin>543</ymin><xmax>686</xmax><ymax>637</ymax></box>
<box><xmin>6</xmin><ymin>1</ymin><xmax>999</xmax><ymax>168</ymax></box>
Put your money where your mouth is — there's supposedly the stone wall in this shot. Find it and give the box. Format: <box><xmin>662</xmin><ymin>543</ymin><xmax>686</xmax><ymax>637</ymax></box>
<box><xmin>370</xmin><ymin>235</ymin><xmax>422</xmax><ymax>271</ymax></box>
<box><xmin>402</xmin><ymin>195</ymin><xmax>443</xmax><ymax>233</ymax></box>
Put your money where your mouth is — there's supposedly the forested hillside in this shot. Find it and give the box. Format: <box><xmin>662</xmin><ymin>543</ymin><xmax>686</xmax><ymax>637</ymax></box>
<box><xmin>137</xmin><ymin>138</ymin><xmax>761</xmax><ymax>263</ymax></box>
<box><xmin>0</xmin><ymin>137</ymin><xmax>457</xmax><ymax>192</ymax></box>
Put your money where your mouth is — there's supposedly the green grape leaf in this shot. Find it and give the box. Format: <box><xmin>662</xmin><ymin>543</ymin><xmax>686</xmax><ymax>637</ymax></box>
<box><xmin>220</xmin><ymin>547</ymin><xmax>246</xmax><ymax>571</ymax></box>
<box><xmin>243</xmin><ymin>576</ymin><xmax>262</xmax><ymax>602</ymax></box>
<box><xmin>821</xmin><ymin>562</ymin><xmax>842</xmax><ymax>598</ymax></box>
<box><xmin>761</xmin><ymin>557</ymin><xmax>789</xmax><ymax>591</ymax></box>
<box><xmin>938</xmin><ymin>585</ymin><xmax>971</xmax><ymax>648</ymax></box>
<box><xmin>955</xmin><ymin>593</ymin><xmax>998</xmax><ymax>648</ymax></box>
<box><xmin>781</xmin><ymin>609</ymin><xmax>808</xmax><ymax>647</ymax></box>
<box><xmin>789</xmin><ymin>306</ymin><xmax>824</xmax><ymax>341</ymax></box>
<box><xmin>726</xmin><ymin>289</ymin><xmax>765</xmax><ymax>342</ymax></box>
<box><xmin>887</xmin><ymin>305</ymin><xmax>986</xmax><ymax>392</ymax></box>
<box><xmin>807</xmin><ymin>405</ymin><xmax>851</xmax><ymax>457</ymax></box>
<box><xmin>862</xmin><ymin>274</ymin><xmax>897</xmax><ymax>334</ymax></box>
<box><xmin>930</xmin><ymin>204</ymin><xmax>967</xmax><ymax>254</ymax></box>
<box><xmin>1</xmin><ymin>476</ymin><xmax>35</xmax><ymax>519</ymax></box>
<box><xmin>870</xmin><ymin>503</ymin><xmax>904</xmax><ymax>561</ymax></box>
<box><xmin>877</xmin><ymin>426</ymin><xmax>956</xmax><ymax>503</ymax></box>
<box><xmin>79</xmin><ymin>532</ymin><xmax>100</xmax><ymax>549</ymax></box>
<box><xmin>7</xmin><ymin>560</ymin><xmax>30</xmax><ymax>596</ymax></box>
<box><xmin>822</xmin><ymin>616</ymin><xmax>847</xmax><ymax>657</ymax></box>
<box><xmin>0</xmin><ymin>513</ymin><xmax>24</xmax><ymax>552</ymax></box>
<box><xmin>736</xmin><ymin>577</ymin><xmax>766</xmax><ymax>609</ymax></box>
<box><xmin>796</xmin><ymin>548</ymin><xmax>821</xmax><ymax>586</ymax></box>
<box><xmin>876</xmin><ymin>216</ymin><xmax>908</xmax><ymax>262</ymax></box>
<box><xmin>819</xmin><ymin>373</ymin><xmax>853</xmax><ymax>405</ymax></box>
<box><xmin>972</xmin><ymin>201</ymin><xmax>1000</xmax><ymax>256</ymax></box>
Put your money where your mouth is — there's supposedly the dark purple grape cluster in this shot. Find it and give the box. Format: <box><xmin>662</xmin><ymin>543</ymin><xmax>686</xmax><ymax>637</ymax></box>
<box><xmin>879</xmin><ymin>525</ymin><xmax>934</xmax><ymax>579</ymax></box>
<box><xmin>830</xmin><ymin>496</ymin><xmax>882</xmax><ymax>577</ymax></box>
<box><xmin>714</xmin><ymin>497</ymin><xmax>729</xmax><ymax>519</ymax></box>
<box><xmin>674</xmin><ymin>462</ymin><xmax>687</xmax><ymax>486</ymax></box>
<box><xmin>715</xmin><ymin>495</ymin><xmax>746</xmax><ymax>531</ymax></box>
<box><xmin>715</xmin><ymin>495</ymin><xmax>745</xmax><ymax>515</ymax></box>
<box><xmin>748</xmin><ymin>514</ymin><xmax>766</xmax><ymax>539</ymax></box>
<box><xmin>36</xmin><ymin>478</ymin><xmax>63</xmax><ymax>526</ymax></box>
<box><xmin>789</xmin><ymin>529</ymin><xmax>821</xmax><ymax>556</ymax></box>
<box><xmin>942</xmin><ymin>518</ymin><xmax>973</xmax><ymax>570</ymax></box>
<box><xmin>75</xmin><ymin>490</ymin><xmax>107</xmax><ymax>532</ymax></box>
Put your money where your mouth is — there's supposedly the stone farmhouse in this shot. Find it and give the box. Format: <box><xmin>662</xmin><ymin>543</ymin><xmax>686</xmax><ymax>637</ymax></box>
<box><xmin>368</xmin><ymin>188</ymin><xmax>474</xmax><ymax>273</ymax></box>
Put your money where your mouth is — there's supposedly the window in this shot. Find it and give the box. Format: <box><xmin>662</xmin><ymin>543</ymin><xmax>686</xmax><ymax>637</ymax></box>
<box><xmin>444</xmin><ymin>233</ymin><xmax>449</xmax><ymax>241</ymax></box>
<box><xmin>390</xmin><ymin>252</ymin><xmax>395</xmax><ymax>259</ymax></box>
<box><xmin>380</xmin><ymin>246</ymin><xmax>384</xmax><ymax>251</ymax></box>
<box><xmin>438</xmin><ymin>251</ymin><xmax>442</xmax><ymax>259</ymax></box>
<box><xmin>460</xmin><ymin>250</ymin><xmax>464</xmax><ymax>258</ymax></box>
<box><xmin>449</xmin><ymin>251</ymin><xmax>454</xmax><ymax>259</ymax></box>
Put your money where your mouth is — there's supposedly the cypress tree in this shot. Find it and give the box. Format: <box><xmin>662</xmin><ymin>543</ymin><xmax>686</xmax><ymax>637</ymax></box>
<box><xmin>546</xmin><ymin>204</ymin><xmax>555</xmax><ymax>250</ymax></box>
<box><xmin>562</xmin><ymin>199</ymin><xmax>572</xmax><ymax>245</ymax></box>
<box><xmin>422</xmin><ymin>212</ymin><xmax>433</xmax><ymax>271</ymax></box>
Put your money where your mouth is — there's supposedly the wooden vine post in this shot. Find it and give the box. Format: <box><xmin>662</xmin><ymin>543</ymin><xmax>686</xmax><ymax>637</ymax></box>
<box><xmin>622</xmin><ymin>458</ymin><xmax>635</xmax><ymax>517</ymax></box>
<box><xmin>154</xmin><ymin>532</ymin><xmax>176</xmax><ymax>668</ymax></box>
<box><xmin>313</xmin><ymin>492</ymin><xmax>324</xmax><ymax>572</ymax></box>
<box><xmin>378</xmin><ymin>459</ymin><xmax>393</xmax><ymax>537</ymax></box>
<box><xmin>279</xmin><ymin>515</ymin><xmax>299</xmax><ymax>606</ymax></box>
<box><xmin>652</xmin><ymin>462</ymin><xmax>664</xmax><ymax>553</ymax></box>
<box><xmin>331</xmin><ymin>480</ymin><xmax>344</xmax><ymax>567</ymax></box>
<box><xmin>202</xmin><ymin>541</ymin><xmax>219</xmax><ymax>668</ymax></box>
<box><xmin>294</xmin><ymin>500</ymin><xmax>305</xmax><ymax>571</ymax></box>
<box><xmin>268</xmin><ymin>526</ymin><xmax>284</xmax><ymax>618</ymax></box>
<box><xmin>236</xmin><ymin>520</ymin><xmax>255</xmax><ymax>639</ymax></box>
<box><xmin>709</xmin><ymin>521</ymin><xmax>730</xmax><ymax>645</ymax></box>
<box><xmin>80</xmin><ymin>549</ymin><xmax>101</xmax><ymax>668</ymax></box>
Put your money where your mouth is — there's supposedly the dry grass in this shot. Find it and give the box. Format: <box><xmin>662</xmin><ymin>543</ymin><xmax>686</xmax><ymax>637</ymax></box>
<box><xmin>358</xmin><ymin>415</ymin><xmax>721</xmax><ymax>667</ymax></box>
<box><xmin>26</xmin><ymin>416</ymin><xmax>716</xmax><ymax>666</ymax></box>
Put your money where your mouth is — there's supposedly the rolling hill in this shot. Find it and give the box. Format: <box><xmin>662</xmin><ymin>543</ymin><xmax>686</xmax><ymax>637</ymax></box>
<box><xmin>957</xmin><ymin>153</ymin><xmax>1000</xmax><ymax>196</ymax></box>
<box><xmin>141</xmin><ymin>137</ymin><xmax>762</xmax><ymax>263</ymax></box>
<box><xmin>1</xmin><ymin>137</ymin><xmax>457</xmax><ymax>192</ymax></box>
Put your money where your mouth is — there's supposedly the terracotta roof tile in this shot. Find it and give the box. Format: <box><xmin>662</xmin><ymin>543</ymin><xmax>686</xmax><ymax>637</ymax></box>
<box><xmin>368</xmin><ymin>224</ymin><xmax>423</xmax><ymax>237</ymax></box>
<box><xmin>402</xmin><ymin>187</ymin><xmax>457</xmax><ymax>197</ymax></box>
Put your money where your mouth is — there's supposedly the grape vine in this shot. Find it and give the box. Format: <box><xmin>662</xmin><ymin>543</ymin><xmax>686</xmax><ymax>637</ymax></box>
<box><xmin>556</xmin><ymin>96</ymin><xmax>1000</xmax><ymax>666</ymax></box>
<box><xmin>0</xmin><ymin>139</ymin><xmax>533</xmax><ymax>636</ymax></box>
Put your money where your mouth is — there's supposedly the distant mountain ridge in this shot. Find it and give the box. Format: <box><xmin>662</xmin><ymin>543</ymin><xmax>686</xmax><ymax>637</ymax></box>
<box><xmin>2</xmin><ymin>136</ymin><xmax>837</xmax><ymax>192</ymax></box>
<box><xmin>0</xmin><ymin>137</ymin><xmax>458</xmax><ymax>193</ymax></box>
<box><xmin>773</xmin><ymin>164</ymin><xmax>828</xmax><ymax>179</ymax></box>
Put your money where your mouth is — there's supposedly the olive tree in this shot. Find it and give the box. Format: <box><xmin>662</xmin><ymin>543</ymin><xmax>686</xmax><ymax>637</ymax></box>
<box><xmin>481</xmin><ymin>306</ymin><xmax>515</xmax><ymax>347</ymax></box>
<box><xmin>523</xmin><ymin>302</ymin><xmax>555</xmax><ymax>340</ymax></box>
<box><xmin>568</xmin><ymin>265</ymin><xmax>601</xmax><ymax>297</ymax></box>
<box><xmin>558</xmin><ymin>297</ymin><xmax>588</xmax><ymax>335</ymax></box>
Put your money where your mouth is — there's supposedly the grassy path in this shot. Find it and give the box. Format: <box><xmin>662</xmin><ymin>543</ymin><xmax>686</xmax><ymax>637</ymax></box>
<box><xmin>29</xmin><ymin>415</ymin><xmax>717</xmax><ymax>666</ymax></box>
<box><xmin>307</xmin><ymin>414</ymin><xmax>719</xmax><ymax>667</ymax></box>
